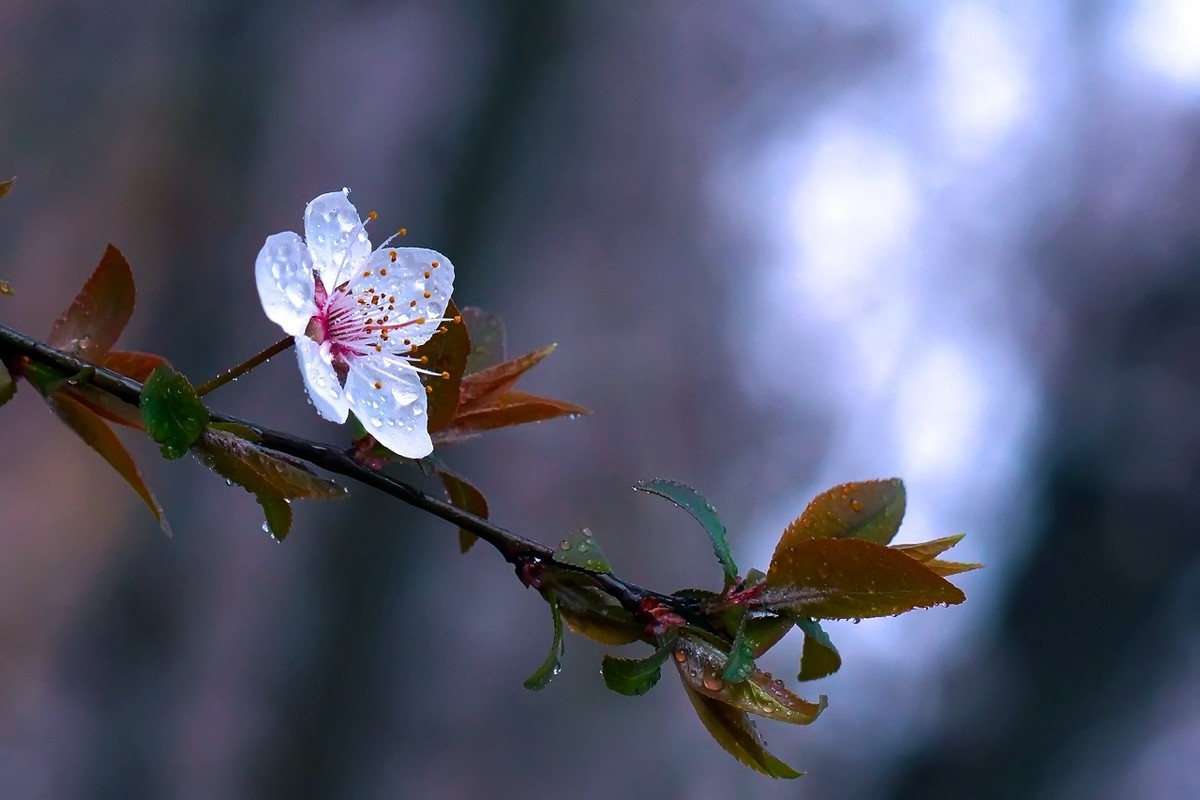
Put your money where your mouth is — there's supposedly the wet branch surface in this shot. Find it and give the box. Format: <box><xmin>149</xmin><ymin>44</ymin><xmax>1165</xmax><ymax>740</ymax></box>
<box><xmin>0</xmin><ymin>322</ymin><xmax>694</xmax><ymax>626</ymax></box>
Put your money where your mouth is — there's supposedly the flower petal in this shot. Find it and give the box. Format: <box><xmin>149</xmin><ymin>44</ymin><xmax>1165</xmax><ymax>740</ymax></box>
<box><xmin>344</xmin><ymin>356</ymin><xmax>432</xmax><ymax>458</ymax></box>
<box><xmin>352</xmin><ymin>246</ymin><xmax>456</xmax><ymax>350</ymax></box>
<box><xmin>255</xmin><ymin>232</ymin><xmax>316</xmax><ymax>336</ymax></box>
<box><xmin>295</xmin><ymin>336</ymin><xmax>350</xmax><ymax>423</ymax></box>
<box><xmin>304</xmin><ymin>190</ymin><xmax>372</xmax><ymax>292</ymax></box>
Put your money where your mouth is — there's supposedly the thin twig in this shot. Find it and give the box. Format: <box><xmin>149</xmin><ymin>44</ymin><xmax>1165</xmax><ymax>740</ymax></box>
<box><xmin>195</xmin><ymin>335</ymin><xmax>295</xmax><ymax>396</ymax></box>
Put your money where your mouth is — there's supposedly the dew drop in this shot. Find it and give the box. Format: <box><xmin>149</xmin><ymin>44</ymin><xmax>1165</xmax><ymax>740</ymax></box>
<box><xmin>559</xmin><ymin>539</ymin><xmax>571</xmax><ymax>551</ymax></box>
<box><xmin>702</xmin><ymin>674</ymin><xmax>725</xmax><ymax>692</ymax></box>
<box><xmin>370</xmin><ymin>417</ymin><xmax>383</xmax><ymax>428</ymax></box>
<box><xmin>577</xmin><ymin>542</ymin><xmax>590</xmax><ymax>553</ymax></box>
<box><xmin>674</xmin><ymin>649</ymin><xmax>688</xmax><ymax>663</ymax></box>
<box><xmin>850</xmin><ymin>499</ymin><xmax>863</xmax><ymax>513</ymax></box>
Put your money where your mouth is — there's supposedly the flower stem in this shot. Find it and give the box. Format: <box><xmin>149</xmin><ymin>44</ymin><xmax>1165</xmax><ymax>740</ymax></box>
<box><xmin>195</xmin><ymin>336</ymin><xmax>294</xmax><ymax>396</ymax></box>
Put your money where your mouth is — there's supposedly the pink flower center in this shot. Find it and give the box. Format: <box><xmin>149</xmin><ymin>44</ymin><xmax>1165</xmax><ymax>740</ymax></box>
<box><xmin>305</xmin><ymin>275</ymin><xmax>426</xmax><ymax>367</ymax></box>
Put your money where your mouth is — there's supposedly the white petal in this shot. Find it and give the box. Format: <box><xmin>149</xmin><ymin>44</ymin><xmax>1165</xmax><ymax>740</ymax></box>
<box><xmin>295</xmin><ymin>336</ymin><xmax>350</xmax><ymax>423</ymax></box>
<box><xmin>304</xmin><ymin>190</ymin><xmax>372</xmax><ymax>292</ymax></box>
<box><xmin>255</xmin><ymin>232</ymin><xmax>316</xmax><ymax>336</ymax></box>
<box><xmin>352</xmin><ymin>246</ymin><xmax>456</xmax><ymax>349</ymax></box>
<box><xmin>343</xmin><ymin>357</ymin><xmax>432</xmax><ymax>458</ymax></box>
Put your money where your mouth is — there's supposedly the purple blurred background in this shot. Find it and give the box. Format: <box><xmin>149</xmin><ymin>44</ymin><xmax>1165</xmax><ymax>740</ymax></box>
<box><xmin>2</xmin><ymin>2</ymin><xmax>1200</xmax><ymax>798</ymax></box>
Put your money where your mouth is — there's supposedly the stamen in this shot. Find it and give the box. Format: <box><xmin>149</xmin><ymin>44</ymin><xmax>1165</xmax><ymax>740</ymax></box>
<box><xmin>380</xmin><ymin>267</ymin><xmax>389</xmax><ymax>276</ymax></box>
<box><xmin>366</xmin><ymin>210</ymin><xmax>378</xmax><ymax>223</ymax></box>
<box><xmin>362</xmin><ymin>270</ymin><xmax>372</xmax><ymax>277</ymax></box>
<box><xmin>390</xmin><ymin>250</ymin><xmax>397</xmax><ymax>262</ymax></box>
<box><xmin>440</xmin><ymin>371</ymin><xmax>450</xmax><ymax>380</ymax></box>
<box><xmin>423</xmin><ymin>291</ymin><xmax>432</xmax><ymax>299</ymax></box>
<box><xmin>373</xmin><ymin>380</ymin><xmax>382</xmax><ymax>389</ymax></box>
<box><xmin>431</xmin><ymin>260</ymin><xmax>439</xmax><ymax>268</ymax></box>
<box><xmin>423</xmin><ymin>271</ymin><xmax>431</xmax><ymax>279</ymax></box>
<box><xmin>425</xmin><ymin>385</ymin><xmax>433</xmax><ymax>394</ymax></box>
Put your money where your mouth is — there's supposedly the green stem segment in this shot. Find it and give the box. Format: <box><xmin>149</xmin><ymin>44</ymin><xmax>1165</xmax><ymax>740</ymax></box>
<box><xmin>195</xmin><ymin>336</ymin><xmax>294</xmax><ymax>397</ymax></box>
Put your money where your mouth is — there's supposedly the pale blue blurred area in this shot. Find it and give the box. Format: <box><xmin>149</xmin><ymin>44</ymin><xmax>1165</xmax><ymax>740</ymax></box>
<box><xmin>1</xmin><ymin>2</ymin><xmax>1199</xmax><ymax>798</ymax></box>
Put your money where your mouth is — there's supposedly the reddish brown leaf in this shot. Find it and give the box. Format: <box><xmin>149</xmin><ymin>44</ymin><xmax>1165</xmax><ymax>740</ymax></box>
<box><xmin>773</xmin><ymin>479</ymin><xmax>907</xmax><ymax>561</ymax></box>
<box><xmin>892</xmin><ymin>533</ymin><xmax>981</xmax><ymax>577</ymax></box>
<box><xmin>765</xmin><ymin>537</ymin><xmax>965</xmax><ymax>619</ymax></box>
<box><xmin>435</xmin><ymin>464</ymin><xmax>489</xmax><ymax>553</ymax></box>
<box><xmin>682</xmin><ymin>685</ymin><xmax>803</xmax><ymax>779</ymax></box>
<box><xmin>411</xmin><ymin>300</ymin><xmax>469</xmax><ymax>432</ymax></box>
<box><xmin>47</xmin><ymin>392</ymin><xmax>169</xmax><ymax>534</ymax></box>
<box><xmin>433</xmin><ymin>389</ymin><xmax>589</xmax><ymax>445</ymax></box>
<box><xmin>49</xmin><ymin>244</ymin><xmax>136</xmax><ymax>358</ymax></box>
<box><xmin>62</xmin><ymin>385</ymin><xmax>144</xmax><ymax>429</ymax></box>
<box><xmin>891</xmin><ymin>533</ymin><xmax>964</xmax><ymax>561</ymax></box>
<box><xmin>457</xmin><ymin>344</ymin><xmax>557</xmax><ymax>409</ymax></box>
<box><xmin>674</xmin><ymin>633</ymin><xmax>826</xmax><ymax>725</ymax></box>
<box><xmin>551</xmin><ymin>580</ymin><xmax>646</xmax><ymax>646</ymax></box>
<box><xmin>100</xmin><ymin>350</ymin><xmax>169</xmax><ymax>383</ymax></box>
<box><xmin>0</xmin><ymin>176</ymin><xmax>13</xmax><ymax>200</ymax></box>
<box><xmin>0</xmin><ymin>279</ymin><xmax>12</xmax><ymax>296</ymax></box>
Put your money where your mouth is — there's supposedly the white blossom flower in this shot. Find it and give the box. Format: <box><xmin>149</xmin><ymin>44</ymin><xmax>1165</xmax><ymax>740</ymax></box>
<box><xmin>255</xmin><ymin>189</ymin><xmax>455</xmax><ymax>458</ymax></box>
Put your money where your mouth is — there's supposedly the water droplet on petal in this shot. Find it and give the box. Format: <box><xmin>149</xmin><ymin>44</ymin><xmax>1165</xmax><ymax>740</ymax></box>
<box><xmin>559</xmin><ymin>539</ymin><xmax>571</xmax><ymax>551</ymax></box>
<box><xmin>702</xmin><ymin>674</ymin><xmax>724</xmax><ymax>691</ymax></box>
<box><xmin>674</xmin><ymin>649</ymin><xmax>688</xmax><ymax>663</ymax></box>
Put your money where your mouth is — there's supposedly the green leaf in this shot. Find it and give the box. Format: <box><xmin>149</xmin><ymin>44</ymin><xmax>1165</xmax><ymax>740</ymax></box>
<box><xmin>764</xmin><ymin>537</ymin><xmax>966</xmax><ymax>619</ymax></box>
<box><xmin>796</xmin><ymin>618</ymin><xmax>842</xmax><ymax>681</ymax></box>
<box><xmin>49</xmin><ymin>244</ymin><xmax>136</xmax><ymax>358</ymax></box>
<box><xmin>435</xmin><ymin>465</ymin><xmax>489</xmax><ymax>553</ymax></box>
<box><xmin>460</xmin><ymin>306</ymin><xmax>507</xmax><ymax>373</ymax></box>
<box><xmin>775</xmin><ymin>479</ymin><xmax>907</xmax><ymax>553</ymax></box>
<box><xmin>0</xmin><ymin>360</ymin><xmax>15</xmax><ymax>406</ymax></box>
<box><xmin>601</xmin><ymin>643</ymin><xmax>673</xmax><ymax>696</ymax></box>
<box><xmin>412</xmin><ymin>299</ymin><xmax>469</xmax><ymax>432</ymax></box>
<box><xmin>682</xmin><ymin>685</ymin><xmax>803</xmax><ymax>779</ymax></box>
<box><xmin>551</xmin><ymin>527</ymin><xmax>612</xmax><ymax>573</ymax></box>
<box><xmin>140</xmin><ymin>366</ymin><xmax>209</xmax><ymax>459</ymax></box>
<box><xmin>193</xmin><ymin>427</ymin><xmax>346</xmax><ymax>540</ymax></box>
<box><xmin>45</xmin><ymin>391</ymin><xmax>170</xmax><ymax>534</ymax></box>
<box><xmin>722</xmin><ymin>615</ymin><xmax>755</xmax><ymax>683</ymax></box>
<box><xmin>635</xmin><ymin>479</ymin><xmax>738</xmax><ymax>588</ymax></box>
<box><xmin>674</xmin><ymin>633</ymin><xmax>826</xmax><ymax>725</ymax></box>
<box><xmin>523</xmin><ymin>596</ymin><xmax>565</xmax><ymax>691</ymax></box>
<box><xmin>744</xmin><ymin>615</ymin><xmax>795</xmax><ymax>658</ymax></box>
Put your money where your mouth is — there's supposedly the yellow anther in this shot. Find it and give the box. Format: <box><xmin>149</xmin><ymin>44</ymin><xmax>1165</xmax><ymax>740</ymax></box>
<box><xmin>423</xmin><ymin>291</ymin><xmax>431</xmax><ymax>299</ymax></box>
<box><xmin>362</xmin><ymin>270</ymin><xmax>372</xmax><ymax>277</ymax></box>
<box><xmin>440</xmin><ymin>371</ymin><xmax>450</xmax><ymax>380</ymax></box>
<box><xmin>453</xmin><ymin>315</ymin><xmax>462</xmax><ymax>323</ymax></box>
<box><xmin>373</xmin><ymin>380</ymin><xmax>382</xmax><ymax>389</ymax></box>
<box><xmin>367</xmin><ymin>210</ymin><xmax>378</xmax><ymax>222</ymax></box>
<box><xmin>416</xmin><ymin>317</ymin><xmax>426</xmax><ymax>325</ymax></box>
<box><xmin>425</xmin><ymin>384</ymin><xmax>432</xmax><ymax>394</ymax></box>
<box><xmin>380</xmin><ymin>267</ymin><xmax>389</xmax><ymax>276</ymax></box>
<box><xmin>399</xmin><ymin>227</ymin><xmax>408</xmax><ymax>237</ymax></box>
<box><xmin>423</xmin><ymin>271</ymin><xmax>431</xmax><ymax>279</ymax></box>
<box><xmin>419</xmin><ymin>356</ymin><xmax>429</xmax><ymax>364</ymax></box>
<box><xmin>389</xmin><ymin>250</ymin><xmax>397</xmax><ymax>262</ymax></box>
<box><xmin>431</xmin><ymin>260</ymin><xmax>440</xmax><ymax>268</ymax></box>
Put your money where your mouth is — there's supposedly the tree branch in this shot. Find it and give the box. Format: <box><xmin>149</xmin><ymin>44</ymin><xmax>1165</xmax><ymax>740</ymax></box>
<box><xmin>0</xmin><ymin>322</ymin><xmax>686</xmax><ymax>624</ymax></box>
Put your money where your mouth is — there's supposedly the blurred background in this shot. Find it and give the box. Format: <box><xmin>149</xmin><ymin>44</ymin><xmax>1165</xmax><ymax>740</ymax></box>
<box><xmin>1</xmin><ymin>1</ymin><xmax>1199</xmax><ymax>797</ymax></box>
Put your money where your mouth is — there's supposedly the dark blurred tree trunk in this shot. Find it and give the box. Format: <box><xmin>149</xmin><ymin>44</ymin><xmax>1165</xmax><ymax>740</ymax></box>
<box><xmin>889</xmin><ymin>266</ymin><xmax>1200</xmax><ymax>799</ymax></box>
